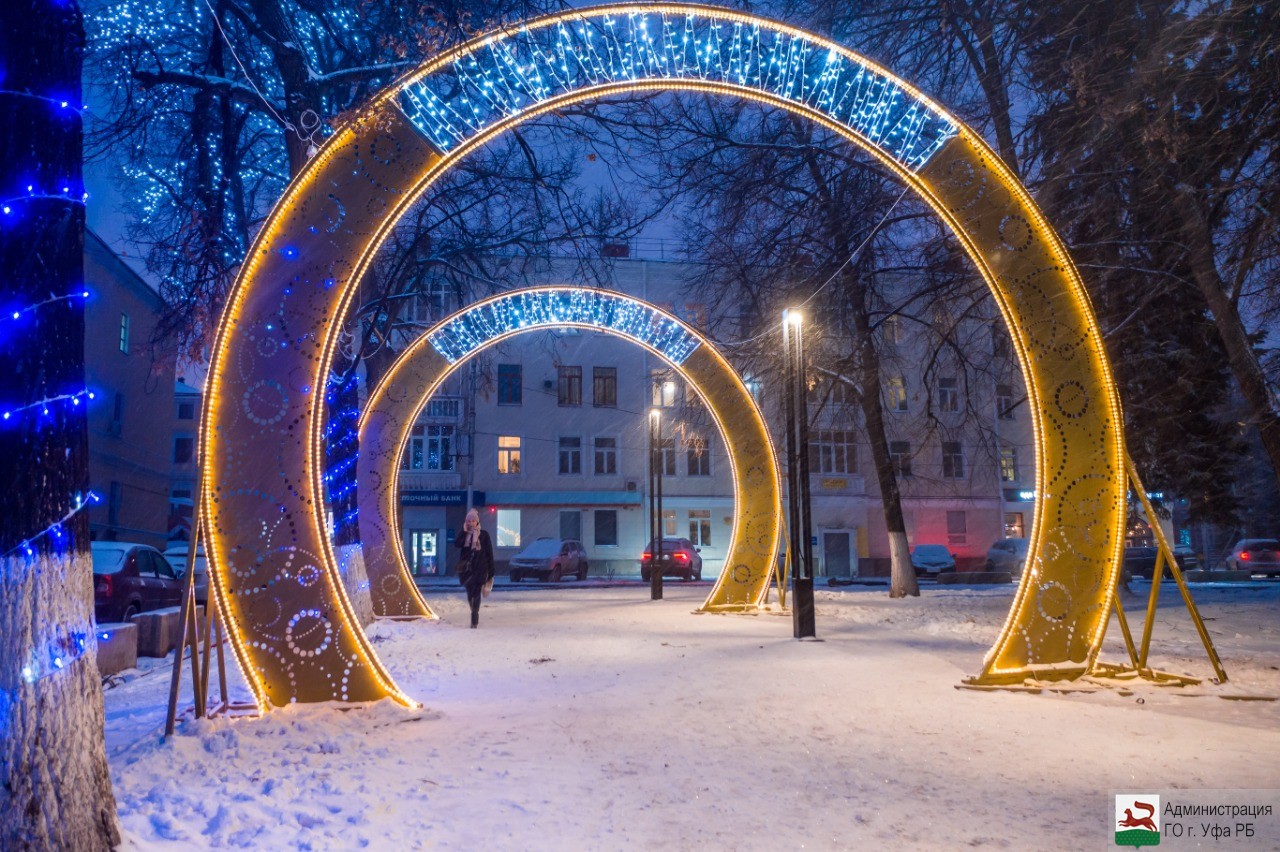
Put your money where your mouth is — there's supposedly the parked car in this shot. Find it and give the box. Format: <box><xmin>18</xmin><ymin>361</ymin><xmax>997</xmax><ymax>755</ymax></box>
<box><xmin>1226</xmin><ymin>539</ymin><xmax>1280</xmax><ymax>576</ymax></box>
<box><xmin>984</xmin><ymin>538</ymin><xmax>1030</xmax><ymax>576</ymax></box>
<box><xmin>1172</xmin><ymin>546</ymin><xmax>1200</xmax><ymax>572</ymax></box>
<box><xmin>164</xmin><ymin>543</ymin><xmax>209</xmax><ymax>604</ymax></box>
<box><xmin>640</xmin><ymin>537</ymin><xmax>703</xmax><ymax>582</ymax></box>
<box><xmin>509</xmin><ymin>538</ymin><xmax>588</xmax><ymax>582</ymax></box>
<box><xmin>1122</xmin><ymin>546</ymin><xmax>1159</xmax><ymax>580</ymax></box>
<box><xmin>92</xmin><ymin>542</ymin><xmax>184</xmax><ymax>623</ymax></box>
<box><xmin>910</xmin><ymin>544</ymin><xmax>956</xmax><ymax>576</ymax></box>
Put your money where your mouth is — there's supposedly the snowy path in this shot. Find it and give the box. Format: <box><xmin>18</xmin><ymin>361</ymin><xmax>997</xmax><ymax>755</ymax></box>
<box><xmin>105</xmin><ymin>583</ymin><xmax>1280</xmax><ymax>849</ymax></box>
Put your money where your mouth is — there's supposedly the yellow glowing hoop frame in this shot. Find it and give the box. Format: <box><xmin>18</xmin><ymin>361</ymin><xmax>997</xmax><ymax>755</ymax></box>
<box><xmin>356</xmin><ymin>286</ymin><xmax>781</xmax><ymax>620</ymax></box>
<box><xmin>200</xmin><ymin>2</ymin><xmax>1125</xmax><ymax>709</ymax></box>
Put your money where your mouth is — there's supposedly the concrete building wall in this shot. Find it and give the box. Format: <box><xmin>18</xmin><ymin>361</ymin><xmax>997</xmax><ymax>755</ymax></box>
<box><xmin>83</xmin><ymin>230</ymin><xmax>175</xmax><ymax>549</ymax></box>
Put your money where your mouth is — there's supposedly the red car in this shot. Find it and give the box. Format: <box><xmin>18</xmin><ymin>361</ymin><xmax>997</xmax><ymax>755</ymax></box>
<box><xmin>641</xmin><ymin>537</ymin><xmax>703</xmax><ymax>582</ymax></box>
<box><xmin>92</xmin><ymin>542</ymin><xmax>184</xmax><ymax>623</ymax></box>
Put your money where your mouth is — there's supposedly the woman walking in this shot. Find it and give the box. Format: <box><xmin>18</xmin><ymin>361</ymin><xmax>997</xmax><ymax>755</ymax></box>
<box><xmin>456</xmin><ymin>508</ymin><xmax>495</xmax><ymax>628</ymax></box>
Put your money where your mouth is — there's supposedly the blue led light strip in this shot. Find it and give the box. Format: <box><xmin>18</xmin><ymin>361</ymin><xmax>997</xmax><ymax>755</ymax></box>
<box><xmin>428</xmin><ymin>288</ymin><xmax>701</xmax><ymax>365</ymax></box>
<box><xmin>1</xmin><ymin>490</ymin><xmax>101</xmax><ymax>559</ymax></box>
<box><xmin>398</xmin><ymin>10</ymin><xmax>958</xmax><ymax>172</ymax></box>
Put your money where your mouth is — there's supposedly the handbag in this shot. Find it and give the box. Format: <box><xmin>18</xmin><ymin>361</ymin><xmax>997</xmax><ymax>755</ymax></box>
<box><xmin>456</xmin><ymin>552</ymin><xmax>473</xmax><ymax>586</ymax></box>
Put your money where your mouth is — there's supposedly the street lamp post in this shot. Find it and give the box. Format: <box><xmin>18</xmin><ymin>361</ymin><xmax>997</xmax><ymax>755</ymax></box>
<box><xmin>783</xmin><ymin>310</ymin><xmax>816</xmax><ymax>638</ymax></box>
<box><xmin>649</xmin><ymin>407</ymin><xmax>664</xmax><ymax>600</ymax></box>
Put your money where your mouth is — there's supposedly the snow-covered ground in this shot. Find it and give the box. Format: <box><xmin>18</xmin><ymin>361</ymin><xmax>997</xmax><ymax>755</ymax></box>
<box><xmin>104</xmin><ymin>580</ymin><xmax>1280</xmax><ymax>849</ymax></box>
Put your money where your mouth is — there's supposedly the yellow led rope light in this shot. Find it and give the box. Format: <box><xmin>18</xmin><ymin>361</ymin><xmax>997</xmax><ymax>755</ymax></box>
<box><xmin>201</xmin><ymin>2</ymin><xmax>1127</xmax><ymax>710</ymax></box>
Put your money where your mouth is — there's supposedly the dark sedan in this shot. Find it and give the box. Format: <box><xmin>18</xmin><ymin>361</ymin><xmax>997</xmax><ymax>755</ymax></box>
<box><xmin>640</xmin><ymin>537</ymin><xmax>703</xmax><ymax>582</ymax></box>
<box><xmin>92</xmin><ymin>542</ymin><xmax>184</xmax><ymax>623</ymax></box>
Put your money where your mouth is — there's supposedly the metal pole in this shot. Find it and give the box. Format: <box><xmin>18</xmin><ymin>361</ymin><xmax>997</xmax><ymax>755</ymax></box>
<box><xmin>788</xmin><ymin>311</ymin><xmax>816</xmax><ymax>638</ymax></box>
<box><xmin>651</xmin><ymin>409</ymin><xmax>663</xmax><ymax>601</ymax></box>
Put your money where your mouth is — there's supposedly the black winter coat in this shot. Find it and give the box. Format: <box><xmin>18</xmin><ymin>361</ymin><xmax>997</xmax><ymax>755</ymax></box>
<box><xmin>456</xmin><ymin>528</ymin><xmax>495</xmax><ymax>593</ymax></box>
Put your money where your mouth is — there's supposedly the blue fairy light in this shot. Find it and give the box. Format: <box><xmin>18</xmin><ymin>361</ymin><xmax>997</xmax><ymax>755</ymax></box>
<box><xmin>398</xmin><ymin>10</ymin><xmax>957</xmax><ymax>172</ymax></box>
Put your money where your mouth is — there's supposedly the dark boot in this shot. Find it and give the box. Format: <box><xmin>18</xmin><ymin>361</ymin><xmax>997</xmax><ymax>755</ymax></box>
<box><xmin>471</xmin><ymin>610</ymin><xmax>479</xmax><ymax>628</ymax></box>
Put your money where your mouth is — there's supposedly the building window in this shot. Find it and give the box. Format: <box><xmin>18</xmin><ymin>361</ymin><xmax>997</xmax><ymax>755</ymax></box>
<box><xmin>811</xmin><ymin>430</ymin><xmax>856</xmax><ymax>475</ymax></box>
<box><xmin>594</xmin><ymin>509</ymin><xmax>618</xmax><ymax>547</ymax></box>
<box><xmin>411</xmin><ymin>280</ymin><xmax>450</xmax><ymax>323</ymax></box>
<box><xmin>110</xmin><ymin>391</ymin><xmax>124</xmax><ymax>436</ymax></box>
<box><xmin>496</xmin><ymin>509</ymin><xmax>521</xmax><ymax>548</ymax></box>
<box><xmin>108</xmin><ymin>481</ymin><xmax>122</xmax><ymax>526</ymax></box>
<box><xmin>682</xmin><ymin>303</ymin><xmax>709</xmax><ymax>330</ymax></box>
<box><xmin>560</xmin><ymin>510</ymin><xmax>582</xmax><ymax>542</ymax></box>
<box><xmin>558</xmin><ymin>437</ymin><xmax>582</xmax><ymax>475</ymax></box>
<box><xmin>498</xmin><ymin>436</ymin><xmax>522</xmax><ymax>474</ymax></box>
<box><xmin>177</xmin><ymin>401</ymin><xmax>195</xmax><ymax>420</ymax></box>
<box><xmin>941</xmin><ymin>441</ymin><xmax>965</xmax><ymax>479</ymax></box>
<box><xmin>996</xmin><ymin>384</ymin><xmax>1015</xmax><ymax>420</ymax></box>
<box><xmin>173</xmin><ymin>436</ymin><xmax>194</xmax><ymax>464</ymax></box>
<box><xmin>1000</xmin><ymin>447</ymin><xmax>1019</xmax><ymax>482</ymax></box>
<box><xmin>743</xmin><ymin>375</ymin><xmax>763</xmax><ymax>406</ymax></box>
<box><xmin>497</xmin><ymin>364</ymin><xmax>522</xmax><ymax>405</ymax></box>
<box><xmin>403</xmin><ymin>425</ymin><xmax>454</xmax><ymax>471</ymax></box>
<box><xmin>658</xmin><ymin>438</ymin><xmax>676</xmax><ymax>476</ymax></box>
<box><xmin>992</xmin><ymin>326</ymin><xmax>1010</xmax><ymax>357</ymax></box>
<box><xmin>557</xmin><ymin>365</ymin><xmax>582</xmax><ymax>406</ymax></box>
<box><xmin>662</xmin><ymin>509</ymin><xmax>677</xmax><ymax>537</ymax></box>
<box><xmin>426</xmin><ymin>426</ymin><xmax>454</xmax><ymax>471</ymax></box>
<box><xmin>425</xmin><ymin>398</ymin><xmax>461</xmax><ymax>418</ymax></box>
<box><xmin>686</xmin><ymin>436</ymin><xmax>711</xmax><ymax>476</ymax></box>
<box><xmin>886</xmin><ymin>376</ymin><xmax>908</xmax><ymax>412</ymax></box>
<box><xmin>651</xmin><ymin>371</ymin><xmax>679</xmax><ymax>408</ymax></box>
<box><xmin>937</xmin><ymin>377</ymin><xmax>960</xmax><ymax>412</ymax></box>
<box><xmin>689</xmin><ymin>509</ymin><xmax>711</xmax><ymax>546</ymax></box>
<box><xmin>594</xmin><ymin>436</ymin><xmax>617</xmax><ymax>475</ymax></box>
<box><xmin>889</xmin><ymin>440</ymin><xmax>912</xmax><ymax>477</ymax></box>
<box><xmin>119</xmin><ymin>313</ymin><xmax>130</xmax><ymax>354</ymax></box>
<box><xmin>882</xmin><ymin>314</ymin><xmax>903</xmax><ymax>345</ymax></box>
<box><xmin>946</xmin><ymin>510</ymin><xmax>967</xmax><ymax>545</ymax></box>
<box><xmin>1005</xmin><ymin>512</ymin><xmax>1025</xmax><ymax>538</ymax></box>
<box><xmin>593</xmin><ymin>367</ymin><xmax>617</xmax><ymax>408</ymax></box>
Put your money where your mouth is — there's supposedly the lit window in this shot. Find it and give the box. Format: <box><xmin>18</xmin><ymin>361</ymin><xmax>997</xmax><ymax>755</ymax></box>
<box><xmin>119</xmin><ymin>313</ymin><xmax>130</xmax><ymax>354</ymax></box>
<box><xmin>498</xmin><ymin>436</ymin><xmax>522</xmax><ymax>474</ymax></box>
<box><xmin>1000</xmin><ymin>447</ymin><xmax>1018</xmax><ymax>482</ymax></box>
<box><xmin>942</xmin><ymin>441</ymin><xmax>965</xmax><ymax>479</ymax></box>
<box><xmin>1005</xmin><ymin>513</ymin><xmax>1025</xmax><ymax>538</ymax></box>
<box><xmin>496</xmin><ymin>509</ymin><xmax>521</xmax><ymax>548</ymax></box>
<box><xmin>886</xmin><ymin>377</ymin><xmax>908</xmax><ymax>412</ymax></box>
<box><xmin>689</xmin><ymin>509</ymin><xmax>711</xmax><ymax>546</ymax></box>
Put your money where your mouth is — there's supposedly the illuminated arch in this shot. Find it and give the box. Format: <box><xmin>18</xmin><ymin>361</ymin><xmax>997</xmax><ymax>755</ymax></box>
<box><xmin>357</xmin><ymin>287</ymin><xmax>779</xmax><ymax>619</ymax></box>
<box><xmin>200</xmin><ymin>2</ymin><xmax>1125</xmax><ymax>710</ymax></box>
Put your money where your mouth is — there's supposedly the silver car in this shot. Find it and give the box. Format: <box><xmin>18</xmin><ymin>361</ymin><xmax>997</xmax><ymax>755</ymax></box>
<box><xmin>508</xmin><ymin>538</ymin><xmax>589</xmax><ymax>582</ymax></box>
<box><xmin>1226</xmin><ymin>539</ymin><xmax>1280</xmax><ymax>575</ymax></box>
<box><xmin>984</xmin><ymin>538</ymin><xmax>1030</xmax><ymax>576</ymax></box>
<box><xmin>164</xmin><ymin>543</ymin><xmax>209</xmax><ymax>604</ymax></box>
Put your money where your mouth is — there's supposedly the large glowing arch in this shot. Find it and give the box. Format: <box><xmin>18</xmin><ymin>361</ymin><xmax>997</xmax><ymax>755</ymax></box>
<box><xmin>357</xmin><ymin>287</ymin><xmax>780</xmax><ymax>619</ymax></box>
<box><xmin>200</xmin><ymin>2</ymin><xmax>1125</xmax><ymax>710</ymax></box>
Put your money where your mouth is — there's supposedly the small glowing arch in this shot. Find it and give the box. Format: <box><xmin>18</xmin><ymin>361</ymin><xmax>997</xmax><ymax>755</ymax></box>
<box><xmin>200</xmin><ymin>2</ymin><xmax>1125</xmax><ymax>710</ymax></box>
<box><xmin>357</xmin><ymin>286</ymin><xmax>780</xmax><ymax>618</ymax></box>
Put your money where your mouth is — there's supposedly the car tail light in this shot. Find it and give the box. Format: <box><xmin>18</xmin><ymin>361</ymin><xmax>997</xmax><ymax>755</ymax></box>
<box><xmin>674</xmin><ymin>552</ymin><xmax>689</xmax><ymax>562</ymax></box>
<box><xmin>641</xmin><ymin>552</ymin><xmax>651</xmax><ymax>561</ymax></box>
<box><xmin>1241</xmin><ymin>551</ymin><xmax>1250</xmax><ymax>561</ymax></box>
<box><xmin>96</xmin><ymin>575</ymin><xmax>113</xmax><ymax>597</ymax></box>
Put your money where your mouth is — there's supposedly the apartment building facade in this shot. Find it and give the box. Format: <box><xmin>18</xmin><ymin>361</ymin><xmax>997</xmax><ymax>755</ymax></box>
<box><xmin>391</xmin><ymin>257</ymin><xmax>1037</xmax><ymax>578</ymax></box>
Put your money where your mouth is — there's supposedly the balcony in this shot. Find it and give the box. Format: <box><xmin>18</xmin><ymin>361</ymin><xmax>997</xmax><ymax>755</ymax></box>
<box><xmin>399</xmin><ymin>470</ymin><xmax>463</xmax><ymax>490</ymax></box>
<box><xmin>423</xmin><ymin>396</ymin><xmax>464</xmax><ymax>421</ymax></box>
